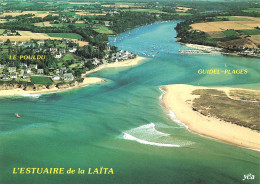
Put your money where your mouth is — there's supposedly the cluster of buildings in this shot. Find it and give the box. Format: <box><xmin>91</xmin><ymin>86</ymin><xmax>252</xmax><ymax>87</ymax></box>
<box><xmin>0</xmin><ymin>39</ymin><xmax>78</xmax><ymax>59</ymax></box>
<box><xmin>111</xmin><ymin>50</ymin><xmax>136</xmax><ymax>62</ymax></box>
<box><xmin>0</xmin><ymin>63</ymin><xmax>74</xmax><ymax>82</ymax></box>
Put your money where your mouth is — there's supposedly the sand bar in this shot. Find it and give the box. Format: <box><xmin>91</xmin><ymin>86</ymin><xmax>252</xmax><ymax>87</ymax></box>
<box><xmin>161</xmin><ymin>84</ymin><xmax>260</xmax><ymax>150</ymax></box>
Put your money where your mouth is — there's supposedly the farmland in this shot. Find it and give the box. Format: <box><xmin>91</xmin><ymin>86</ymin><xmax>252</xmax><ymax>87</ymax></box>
<box><xmin>223</xmin><ymin>30</ymin><xmax>239</xmax><ymax>37</ymax></box>
<box><xmin>176</xmin><ymin>7</ymin><xmax>192</xmax><ymax>12</ymax></box>
<box><xmin>47</xmin><ymin>33</ymin><xmax>83</xmax><ymax>39</ymax></box>
<box><xmin>94</xmin><ymin>26</ymin><xmax>113</xmax><ymax>34</ymax></box>
<box><xmin>217</xmin><ymin>16</ymin><xmax>252</xmax><ymax>21</ymax></box>
<box><xmin>0</xmin><ymin>19</ymin><xmax>7</xmax><ymax>23</ymax></box>
<box><xmin>34</xmin><ymin>21</ymin><xmax>52</xmax><ymax>27</ymax></box>
<box><xmin>122</xmin><ymin>9</ymin><xmax>167</xmax><ymax>14</ymax></box>
<box><xmin>242</xmin><ymin>8</ymin><xmax>260</xmax><ymax>13</ymax></box>
<box><xmin>51</xmin><ymin>23</ymin><xmax>88</xmax><ymax>27</ymax></box>
<box><xmin>17</xmin><ymin>31</ymin><xmax>49</xmax><ymax>37</ymax></box>
<box><xmin>239</xmin><ymin>29</ymin><xmax>260</xmax><ymax>35</ymax></box>
<box><xmin>0</xmin><ymin>11</ymin><xmax>51</xmax><ymax>18</ymax></box>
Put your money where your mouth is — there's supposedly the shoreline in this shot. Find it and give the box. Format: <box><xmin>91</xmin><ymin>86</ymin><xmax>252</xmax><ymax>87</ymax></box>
<box><xmin>84</xmin><ymin>56</ymin><xmax>147</xmax><ymax>76</ymax></box>
<box><xmin>0</xmin><ymin>56</ymin><xmax>147</xmax><ymax>97</ymax></box>
<box><xmin>161</xmin><ymin>84</ymin><xmax>260</xmax><ymax>151</ymax></box>
<box><xmin>179</xmin><ymin>42</ymin><xmax>260</xmax><ymax>58</ymax></box>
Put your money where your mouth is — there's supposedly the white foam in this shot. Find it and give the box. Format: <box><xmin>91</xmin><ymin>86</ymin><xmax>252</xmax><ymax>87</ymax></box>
<box><xmin>123</xmin><ymin>133</ymin><xmax>180</xmax><ymax>147</ymax></box>
<box><xmin>20</xmin><ymin>94</ymin><xmax>41</xmax><ymax>98</ymax></box>
<box><xmin>168</xmin><ymin>110</ymin><xmax>189</xmax><ymax>129</ymax></box>
<box><xmin>159</xmin><ymin>87</ymin><xmax>188</xmax><ymax>129</ymax></box>
<box><xmin>122</xmin><ymin>123</ymin><xmax>184</xmax><ymax>147</ymax></box>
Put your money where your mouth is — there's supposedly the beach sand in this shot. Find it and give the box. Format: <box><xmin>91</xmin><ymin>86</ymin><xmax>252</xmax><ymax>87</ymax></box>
<box><xmin>0</xmin><ymin>56</ymin><xmax>147</xmax><ymax>97</ymax></box>
<box><xmin>84</xmin><ymin>56</ymin><xmax>147</xmax><ymax>76</ymax></box>
<box><xmin>161</xmin><ymin>84</ymin><xmax>260</xmax><ymax>150</ymax></box>
<box><xmin>184</xmin><ymin>43</ymin><xmax>222</xmax><ymax>54</ymax></box>
<box><xmin>0</xmin><ymin>77</ymin><xmax>104</xmax><ymax>97</ymax></box>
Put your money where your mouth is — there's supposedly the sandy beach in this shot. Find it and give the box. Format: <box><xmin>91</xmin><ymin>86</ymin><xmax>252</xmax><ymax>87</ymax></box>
<box><xmin>161</xmin><ymin>84</ymin><xmax>260</xmax><ymax>150</ymax></box>
<box><xmin>184</xmin><ymin>43</ymin><xmax>223</xmax><ymax>54</ymax></box>
<box><xmin>0</xmin><ymin>56</ymin><xmax>147</xmax><ymax>97</ymax></box>
<box><xmin>84</xmin><ymin>56</ymin><xmax>147</xmax><ymax>76</ymax></box>
<box><xmin>0</xmin><ymin>77</ymin><xmax>105</xmax><ymax>97</ymax></box>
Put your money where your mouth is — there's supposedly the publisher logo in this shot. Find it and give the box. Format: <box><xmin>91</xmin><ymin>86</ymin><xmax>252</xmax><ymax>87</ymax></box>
<box><xmin>242</xmin><ymin>173</ymin><xmax>255</xmax><ymax>181</ymax></box>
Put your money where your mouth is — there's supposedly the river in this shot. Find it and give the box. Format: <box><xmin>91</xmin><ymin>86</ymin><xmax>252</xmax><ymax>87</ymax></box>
<box><xmin>0</xmin><ymin>21</ymin><xmax>259</xmax><ymax>184</ymax></box>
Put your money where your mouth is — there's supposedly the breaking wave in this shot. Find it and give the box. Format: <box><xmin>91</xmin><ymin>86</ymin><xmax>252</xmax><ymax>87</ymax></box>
<box><xmin>122</xmin><ymin>123</ymin><xmax>192</xmax><ymax>147</ymax></box>
<box><xmin>20</xmin><ymin>94</ymin><xmax>41</xmax><ymax>98</ymax></box>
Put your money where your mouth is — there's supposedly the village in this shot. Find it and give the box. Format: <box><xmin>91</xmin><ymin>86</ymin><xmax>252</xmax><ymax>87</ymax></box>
<box><xmin>0</xmin><ymin>38</ymin><xmax>136</xmax><ymax>86</ymax></box>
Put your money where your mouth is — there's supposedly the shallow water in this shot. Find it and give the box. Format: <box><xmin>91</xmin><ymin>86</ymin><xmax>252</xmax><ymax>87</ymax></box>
<box><xmin>0</xmin><ymin>21</ymin><xmax>259</xmax><ymax>184</ymax></box>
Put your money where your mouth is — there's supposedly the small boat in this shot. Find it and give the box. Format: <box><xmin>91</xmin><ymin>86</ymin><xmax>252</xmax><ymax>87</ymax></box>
<box><xmin>14</xmin><ymin>113</ymin><xmax>20</xmax><ymax>118</ymax></box>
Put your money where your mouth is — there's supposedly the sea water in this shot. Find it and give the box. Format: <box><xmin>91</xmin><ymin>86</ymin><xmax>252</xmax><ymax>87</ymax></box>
<box><xmin>0</xmin><ymin>21</ymin><xmax>259</xmax><ymax>184</ymax></box>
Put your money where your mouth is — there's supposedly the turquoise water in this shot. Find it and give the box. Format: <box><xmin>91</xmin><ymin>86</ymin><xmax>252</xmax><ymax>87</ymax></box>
<box><xmin>0</xmin><ymin>21</ymin><xmax>259</xmax><ymax>184</ymax></box>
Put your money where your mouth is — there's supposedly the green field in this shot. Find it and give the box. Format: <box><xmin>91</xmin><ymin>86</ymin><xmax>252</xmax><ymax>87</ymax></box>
<box><xmin>51</xmin><ymin>24</ymin><xmax>64</xmax><ymax>27</ymax></box>
<box><xmin>239</xmin><ymin>29</ymin><xmax>260</xmax><ymax>35</ymax></box>
<box><xmin>0</xmin><ymin>29</ymin><xmax>5</xmax><ymax>34</ymax></box>
<box><xmin>62</xmin><ymin>53</ymin><xmax>75</xmax><ymax>61</ymax></box>
<box><xmin>223</xmin><ymin>30</ymin><xmax>239</xmax><ymax>37</ymax></box>
<box><xmin>51</xmin><ymin>23</ymin><xmax>88</xmax><ymax>27</ymax></box>
<box><xmin>217</xmin><ymin>16</ymin><xmax>252</xmax><ymax>21</ymax></box>
<box><xmin>31</xmin><ymin>76</ymin><xmax>53</xmax><ymax>85</ymax></box>
<box><xmin>94</xmin><ymin>26</ymin><xmax>113</xmax><ymax>34</ymax></box>
<box><xmin>174</xmin><ymin>12</ymin><xmax>192</xmax><ymax>16</ymax></box>
<box><xmin>37</xmin><ymin>11</ymin><xmax>48</xmax><ymax>13</ymax></box>
<box><xmin>47</xmin><ymin>33</ymin><xmax>82</xmax><ymax>39</ymax></box>
<box><xmin>242</xmin><ymin>8</ymin><xmax>260</xmax><ymax>13</ymax></box>
<box><xmin>123</xmin><ymin>9</ymin><xmax>167</xmax><ymax>14</ymax></box>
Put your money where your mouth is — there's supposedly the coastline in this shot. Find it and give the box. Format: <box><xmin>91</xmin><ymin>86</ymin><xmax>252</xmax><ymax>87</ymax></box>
<box><xmin>0</xmin><ymin>56</ymin><xmax>147</xmax><ymax>97</ymax></box>
<box><xmin>183</xmin><ymin>43</ymin><xmax>222</xmax><ymax>54</ymax></box>
<box><xmin>180</xmin><ymin>42</ymin><xmax>260</xmax><ymax>58</ymax></box>
<box><xmin>161</xmin><ymin>84</ymin><xmax>260</xmax><ymax>150</ymax></box>
<box><xmin>0</xmin><ymin>77</ymin><xmax>105</xmax><ymax>97</ymax></box>
<box><xmin>84</xmin><ymin>56</ymin><xmax>147</xmax><ymax>76</ymax></box>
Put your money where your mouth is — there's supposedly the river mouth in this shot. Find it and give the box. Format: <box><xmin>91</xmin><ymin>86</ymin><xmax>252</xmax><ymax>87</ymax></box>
<box><xmin>1</xmin><ymin>21</ymin><xmax>259</xmax><ymax>184</ymax></box>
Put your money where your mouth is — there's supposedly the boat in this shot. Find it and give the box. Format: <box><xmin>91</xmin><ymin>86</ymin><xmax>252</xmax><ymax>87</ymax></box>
<box><xmin>14</xmin><ymin>113</ymin><xmax>20</xmax><ymax>118</ymax></box>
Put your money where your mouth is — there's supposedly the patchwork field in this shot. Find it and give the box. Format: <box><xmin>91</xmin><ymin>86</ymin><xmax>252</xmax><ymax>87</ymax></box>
<box><xmin>0</xmin><ymin>11</ymin><xmax>50</xmax><ymax>18</ymax></box>
<box><xmin>218</xmin><ymin>16</ymin><xmax>252</xmax><ymax>21</ymax></box>
<box><xmin>51</xmin><ymin>23</ymin><xmax>88</xmax><ymax>27</ymax></box>
<box><xmin>47</xmin><ymin>33</ymin><xmax>83</xmax><ymax>39</ymax></box>
<box><xmin>207</xmin><ymin>31</ymin><xmax>226</xmax><ymax>38</ymax></box>
<box><xmin>0</xmin><ymin>29</ymin><xmax>5</xmax><ymax>34</ymax></box>
<box><xmin>17</xmin><ymin>31</ymin><xmax>49</xmax><ymax>37</ymax></box>
<box><xmin>242</xmin><ymin>8</ymin><xmax>260</xmax><ymax>13</ymax></box>
<box><xmin>0</xmin><ymin>36</ymin><xmax>53</xmax><ymax>41</ymax></box>
<box><xmin>191</xmin><ymin>17</ymin><xmax>260</xmax><ymax>32</ymax></box>
<box><xmin>75</xmin><ymin>21</ymin><xmax>84</xmax><ymax>24</ymax></box>
<box><xmin>248</xmin><ymin>35</ymin><xmax>260</xmax><ymax>45</ymax></box>
<box><xmin>93</xmin><ymin>26</ymin><xmax>113</xmax><ymax>34</ymax></box>
<box><xmin>190</xmin><ymin>16</ymin><xmax>260</xmax><ymax>48</ymax></box>
<box><xmin>219</xmin><ymin>37</ymin><xmax>259</xmax><ymax>49</ymax></box>
<box><xmin>34</xmin><ymin>21</ymin><xmax>52</xmax><ymax>27</ymax></box>
<box><xmin>0</xmin><ymin>19</ymin><xmax>7</xmax><ymax>23</ymax></box>
<box><xmin>122</xmin><ymin>9</ymin><xmax>167</xmax><ymax>14</ymax></box>
<box><xmin>75</xmin><ymin>12</ymin><xmax>105</xmax><ymax>16</ymax></box>
<box><xmin>176</xmin><ymin>7</ymin><xmax>192</xmax><ymax>12</ymax></box>
<box><xmin>68</xmin><ymin>2</ymin><xmax>97</xmax><ymax>5</ymax></box>
<box><xmin>77</xmin><ymin>41</ymin><xmax>89</xmax><ymax>47</ymax></box>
